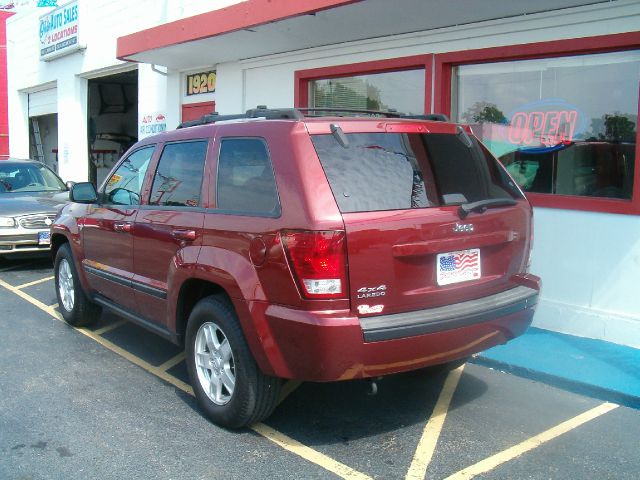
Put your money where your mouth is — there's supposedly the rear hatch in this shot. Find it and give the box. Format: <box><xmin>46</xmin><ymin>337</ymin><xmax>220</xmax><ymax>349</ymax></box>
<box><xmin>310</xmin><ymin>122</ymin><xmax>531</xmax><ymax>317</ymax></box>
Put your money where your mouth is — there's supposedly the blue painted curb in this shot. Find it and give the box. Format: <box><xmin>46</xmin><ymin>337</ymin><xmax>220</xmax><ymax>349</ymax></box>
<box><xmin>472</xmin><ymin>327</ymin><xmax>640</xmax><ymax>409</ymax></box>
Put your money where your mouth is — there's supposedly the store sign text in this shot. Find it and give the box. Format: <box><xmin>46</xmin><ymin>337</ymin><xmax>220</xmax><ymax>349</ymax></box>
<box><xmin>39</xmin><ymin>0</ymin><xmax>80</xmax><ymax>61</ymax></box>
<box><xmin>186</xmin><ymin>71</ymin><xmax>216</xmax><ymax>96</ymax></box>
<box><xmin>506</xmin><ymin>99</ymin><xmax>587</xmax><ymax>147</ymax></box>
<box><xmin>139</xmin><ymin>113</ymin><xmax>167</xmax><ymax>139</ymax></box>
<box><xmin>508</xmin><ymin>110</ymin><xmax>577</xmax><ymax>145</ymax></box>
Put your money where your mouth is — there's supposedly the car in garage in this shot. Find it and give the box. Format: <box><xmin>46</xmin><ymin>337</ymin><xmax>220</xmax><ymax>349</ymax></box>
<box><xmin>0</xmin><ymin>159</ymin><xmax>70</xmax><ymax>258</ymax></box>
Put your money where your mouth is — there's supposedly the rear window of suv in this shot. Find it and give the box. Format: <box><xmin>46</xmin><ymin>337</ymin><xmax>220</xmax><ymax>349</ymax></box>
<box><xmin>311</xmin><ymin>132</ymin><xmax>523</xmax><ymax>213</ymax></box>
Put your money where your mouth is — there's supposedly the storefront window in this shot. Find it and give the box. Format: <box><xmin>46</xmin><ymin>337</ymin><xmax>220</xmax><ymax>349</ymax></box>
<box><xmin>453</xmin><ymin>51</ymin><xmax>639</xmax><ymax>200</ymax></box>
<box><xmin>309</xmin><ymin>69</ymin><xmax>425</xmax><ymax>115</ymax></box>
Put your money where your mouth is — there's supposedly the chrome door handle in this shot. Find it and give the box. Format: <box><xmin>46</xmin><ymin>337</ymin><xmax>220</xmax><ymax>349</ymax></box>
<box><xmin>172</xmin><ymin>229</ymin><xmax>197</xmax><ymax>241</ymax></box>
<box><xmin>113</xmin><ymin>222</ymin><xmax>132</xmax><ymax>233</ymax></box>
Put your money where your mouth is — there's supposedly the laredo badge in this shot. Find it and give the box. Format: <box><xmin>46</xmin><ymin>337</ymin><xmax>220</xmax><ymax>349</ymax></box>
<box><xmin>357</xmin><ymin>284</ymin><xmax>386</xmax><ymax>299</ymax></box>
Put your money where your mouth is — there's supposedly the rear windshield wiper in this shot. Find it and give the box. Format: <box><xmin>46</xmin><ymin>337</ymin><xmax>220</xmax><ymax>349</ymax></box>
<box><xmin>458</xmin><ymin>198</ymin><xmax>518</xmax><ymax>219</ymax></box>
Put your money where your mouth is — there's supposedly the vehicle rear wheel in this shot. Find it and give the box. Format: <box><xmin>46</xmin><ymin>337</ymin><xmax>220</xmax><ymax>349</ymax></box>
<box><xmin>185</xmin><ymin>295</ymin><xmax>281</xmax><ymax>429</ymax></box>
<box><xmin>54</xmin><ymin>243</ymin><xmax>101</xmax><ymax>327</ymax></box>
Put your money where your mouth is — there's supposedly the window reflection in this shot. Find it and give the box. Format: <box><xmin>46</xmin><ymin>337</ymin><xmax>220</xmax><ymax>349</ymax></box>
<box><xmin>149</xmin><ymin>141</ymin><xmax>208</xmax><ymax>207</ymax></box>
<box><xmin>104</xmin><ymin>147</ymin><xmax>154</xmax><ymax>205</ymax></box>
<box><xmin>454</xmin><ymin>51</ymin><xmax>639</xmax><ymax>200</ymax></box>
<box><xmin>309</xmin><ymin>69</ymin><xmax>425</xmax><ymax>115</ymax></box>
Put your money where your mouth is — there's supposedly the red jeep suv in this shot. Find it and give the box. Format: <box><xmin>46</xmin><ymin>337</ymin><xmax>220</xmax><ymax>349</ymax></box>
<box><xmin>51</xmin><ymin>107</ymin><xmax>540</xmax><ymax>428</ymax></box>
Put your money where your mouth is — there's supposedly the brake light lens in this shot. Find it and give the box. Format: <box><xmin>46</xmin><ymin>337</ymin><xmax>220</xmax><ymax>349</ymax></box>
<box><xmin>282</xmin><ymin>230</ymin><xmax>348</xmax><ymax>299</ymax></box>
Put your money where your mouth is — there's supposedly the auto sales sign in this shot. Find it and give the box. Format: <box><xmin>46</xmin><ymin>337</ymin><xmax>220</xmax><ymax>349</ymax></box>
<box><xmin>39</xmin><ymin>0</ymin><xmax>81</xmax><ymax>61</ymax></box>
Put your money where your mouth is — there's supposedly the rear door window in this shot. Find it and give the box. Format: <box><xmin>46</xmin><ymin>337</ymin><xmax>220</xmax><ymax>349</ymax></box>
<box><xmin>216</xmin><ymin>138</ymin><xmax>279</xmax><ymax>216</ymax></box>
<box><xmin>311</xmin><ymin>132</ymin><xmax>523</xmax><ymax>213</ymax></box>
<box><xmin>149</xmin><ymin>141</ymin><xmax>208</xmax><ymax>207</ymax></box>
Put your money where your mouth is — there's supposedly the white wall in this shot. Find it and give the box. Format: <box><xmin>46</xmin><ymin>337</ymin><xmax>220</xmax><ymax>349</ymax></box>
<box><xmin>530</xmin><ymin>208</ymin><xmax>640</xmax><ymax>347</ymax></box>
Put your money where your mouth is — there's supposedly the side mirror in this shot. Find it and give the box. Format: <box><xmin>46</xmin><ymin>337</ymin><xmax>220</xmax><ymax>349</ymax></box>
<box><xmin>65</xmin><ymin>180</ymin><xmax>76</xmax><ymax>190</ymax></box>
<box><xmin>70</xmin><ymin>182</ymin><xmax>98</xmax><ymax>204</ymax></box>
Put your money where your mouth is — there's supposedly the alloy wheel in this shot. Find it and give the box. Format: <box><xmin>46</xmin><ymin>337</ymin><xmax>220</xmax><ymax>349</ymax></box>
<box><xmin>57</xmin><ymin>258</ymin><xmax>75</xmax><ymax>312</ymax></box>
<box><xmin>194</xmin><ymin>321</ymin><xmax>236</xmax><ymax>405</ymax></box>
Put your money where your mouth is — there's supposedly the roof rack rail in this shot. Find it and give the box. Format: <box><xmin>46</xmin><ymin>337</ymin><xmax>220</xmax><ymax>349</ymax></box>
<box><xmin>177</xmin><ymin>105</ymin><xmax>303</xmax><ymax>128</ymax></box>
<box><xmin>401</xmin><ymin>113</ymin><xmax>450</xmax><ymax>122</ymax></box>
<box><xmin>177</xmin><ymin>105</ymin><xmax>450</xmax><ymax>129</ymax></box>
<box><xmin>298</xmin><ymin>108</ymin><xmax>402</xmax><ymax>118</ymax></box>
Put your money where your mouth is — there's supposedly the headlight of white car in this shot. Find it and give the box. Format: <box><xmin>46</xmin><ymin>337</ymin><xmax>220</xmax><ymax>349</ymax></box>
<box><xmin>0</xmin><ymin>216</ymin><xmax>16</xmax><ymax>228</ymax></box>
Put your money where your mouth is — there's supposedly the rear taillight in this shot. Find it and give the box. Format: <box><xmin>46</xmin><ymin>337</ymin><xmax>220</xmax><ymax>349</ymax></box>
<box><xmin>281</xmin><ymin>230</ymin><xmax>348</xmax><ymax>299</ymax></box>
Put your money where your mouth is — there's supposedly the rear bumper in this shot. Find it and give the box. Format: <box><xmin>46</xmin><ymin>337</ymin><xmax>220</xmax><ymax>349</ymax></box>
<box><xmin>256</xmin><ymin>276</ymin><xmax>541</xmax><ymax>381</ymax></box>
<box><xmin>360</xmin><ymin>285</ymin><xmax>538</xmax><ymax>342</ymax></box>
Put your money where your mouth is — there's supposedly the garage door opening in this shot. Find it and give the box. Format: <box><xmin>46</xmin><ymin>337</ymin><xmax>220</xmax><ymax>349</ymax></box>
<box><xmin>87</xmin><ymin>69</ymin><xmax>138</xmax><ymax>186</ymax></box>
<box><xmin>29</xmin><ymin>113</ymin><xmax>58</xmax><ymax>172</ymax></box>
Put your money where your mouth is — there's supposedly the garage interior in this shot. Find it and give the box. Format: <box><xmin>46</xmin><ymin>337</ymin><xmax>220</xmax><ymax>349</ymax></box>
<box><xmin>28</xmin><ymin>113</ymin><xmax>57</xmax><ymax>172</ymax></box>
<box><xmin>87</xmin><ymin>68</ymin><xmax>138</xmax><ymax>186</ymax></box>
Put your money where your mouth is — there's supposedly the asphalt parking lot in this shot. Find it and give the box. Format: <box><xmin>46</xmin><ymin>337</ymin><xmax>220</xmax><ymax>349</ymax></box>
<box><xmin>1</xmin><ymin>258</ymin><xmax>639</xmax><ymax>480</ymax></box>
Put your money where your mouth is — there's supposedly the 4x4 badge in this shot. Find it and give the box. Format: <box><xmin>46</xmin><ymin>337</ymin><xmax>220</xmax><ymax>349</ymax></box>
<box><xmin>453</xmin><ymin>223</ymin><xmax>474</xmax><ymax>233</ymax></box>
<box><xmin>357</xmin><ymin>285</ymin><xmax>386</xmax><ymax>299</ymax></box>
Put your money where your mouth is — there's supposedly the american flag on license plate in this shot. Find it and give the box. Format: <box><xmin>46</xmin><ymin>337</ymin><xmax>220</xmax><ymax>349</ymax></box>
<box><xmin>437</xmin><ymin>248</ymin><xmax>481</xmax><ymax>285</ymax></box>
<box><xmin>439</xmin><ymin>250</ymin><xmax>479</xmax><ymax>272</ymax></box>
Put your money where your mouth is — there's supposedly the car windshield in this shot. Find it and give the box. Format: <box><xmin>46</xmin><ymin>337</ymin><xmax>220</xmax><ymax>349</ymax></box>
<box><xmin>0</xmin><ymin>163</ymin><xmax>66</xmax><ymax>193</ymax></box>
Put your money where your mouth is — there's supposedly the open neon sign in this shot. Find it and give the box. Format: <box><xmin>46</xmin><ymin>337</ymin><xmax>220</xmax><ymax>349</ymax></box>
<box><xmin>508</xmin><ymin>110</ymin><xmax>577</xmax><ymax>145</ymax></box>
<box><xmin>505</xmin><ymin>99</ymin><xmax>587</xmax><ymax>147</ymax></box>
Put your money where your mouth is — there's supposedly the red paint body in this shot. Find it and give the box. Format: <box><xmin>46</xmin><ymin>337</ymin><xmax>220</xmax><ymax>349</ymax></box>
<box><xmin>52</xmin><ymin>116</ymin><xmax>540</xmax><ymax>382</ymax></box>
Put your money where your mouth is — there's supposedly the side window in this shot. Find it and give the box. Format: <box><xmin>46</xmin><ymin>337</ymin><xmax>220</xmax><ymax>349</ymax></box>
<box><xmin>104</xmin><ymin>146</ymin><xmax>154</xmax><ymax>206</ymax></box>
<box><xmin>216</xmin><ymin>138</ymin><xmax>279</xmax><ymax>215</ymax></box>
<box><xmin>149</xmin><ymin>141</ymin><xmax>208</xmax><ymax>207</ymax></box>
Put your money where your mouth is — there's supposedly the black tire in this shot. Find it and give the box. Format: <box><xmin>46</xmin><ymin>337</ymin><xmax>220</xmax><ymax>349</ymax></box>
<box><xmin>185</xmin><ymin>295</ymin><xmax>281</xmax><ymax>429</ymax></box>
<box><xmin>54</xmin><ymin>243</ymin><xmax>101</xmax><ymax>327</ymax></box>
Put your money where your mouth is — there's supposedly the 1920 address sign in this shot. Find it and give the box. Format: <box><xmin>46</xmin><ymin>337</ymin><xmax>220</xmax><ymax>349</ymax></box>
<box><xmin>186</xmin><ymin>71</ymin><xmax>216</xmax><ymax>96</ymax></box>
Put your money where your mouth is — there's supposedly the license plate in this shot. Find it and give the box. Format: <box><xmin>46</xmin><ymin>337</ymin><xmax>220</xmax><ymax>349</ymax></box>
<box><xmin>38</xmin><ymin>231</ymin><xmax>51</xmax><ymax>245</ymax></box>
<box><xmin>436</xmin><ymin>248</ymin><xmax>481</xmax><ymax>286</ymax></box>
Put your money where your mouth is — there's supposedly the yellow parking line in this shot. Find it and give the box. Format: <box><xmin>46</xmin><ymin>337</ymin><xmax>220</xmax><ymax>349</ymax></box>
<box><xmin>0</xmin><ymin>276</ymin><xmax>374</xmax><ymax>480</ymax></box>
<box><xmin>49</xmin><ymin>302</ymin><xmax>59</xmax><ymax>308</ymax></box>
<box><xmin>444</xmin><ymin>402</ymin><xmax>619</xmax><ymax>480</ymax></box>
<box><xmin>0</xmin><ymin>277</ymin><xmax>59</xmax><ymax>318</ymax></box>
<box><xmin>93</xmin><ymin>319</ymin><xmax>127</xmax><ymax>336</ymax></box>
<box><xmin>157</xmin><ymin>352</ymin><xmax>185</xmax><ymax>372</ymax></box>
<box><xmin>252</xmin><ymin>423</ymin><xmax>373</xmax><ymax>480</ymax></box>
<box><xmin>406</xmin><ymin>365</ymin><xmax>465</xmax><ymax>480</ymax></box>
<box><xmin>78</xmin><ymin>326</ymin><xmax>194</xmax><ymax>395</ymax></box>
<box><xmin>0</xmin><ymin>277</ymin><xmax>194</xmax><ymax>394</ymax></box>
<box><xmin>15</xmin><ymin>275</ymin><xmax>55</xmax><ymax>290</ymax></box>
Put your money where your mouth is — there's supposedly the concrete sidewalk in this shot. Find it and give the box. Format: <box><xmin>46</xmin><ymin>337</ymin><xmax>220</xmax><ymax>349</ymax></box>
<box><xmin>473</xmin><ymin>327</ymin><xmax>640</xmax><ymax>408</ymax></box>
